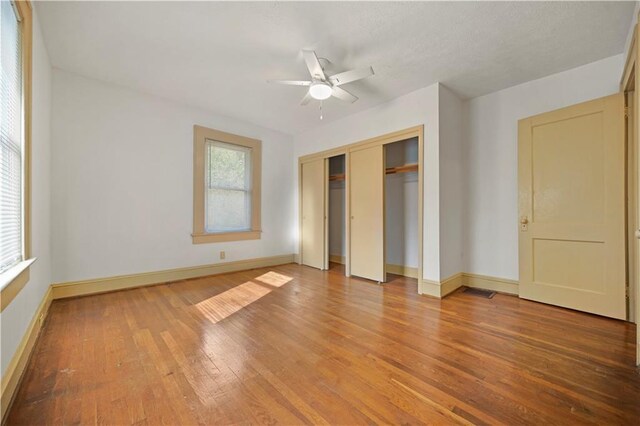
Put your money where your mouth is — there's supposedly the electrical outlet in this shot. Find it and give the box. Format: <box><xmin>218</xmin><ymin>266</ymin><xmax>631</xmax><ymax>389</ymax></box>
<box><xmin>220</xmin><ymin>251</ymin><xmax>226</xmax><ymax>260</ymax></box>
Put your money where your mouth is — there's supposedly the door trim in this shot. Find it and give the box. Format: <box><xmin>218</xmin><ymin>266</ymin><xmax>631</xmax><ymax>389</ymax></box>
<box><xmin>621</xmin><ymin>13</ymin><xmax>639</xmax><ymax>366</ymax></box>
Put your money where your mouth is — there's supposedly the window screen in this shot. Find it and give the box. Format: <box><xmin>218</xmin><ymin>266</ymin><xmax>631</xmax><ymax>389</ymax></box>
<box><xmin>205</xmin><ymin>140</ymin><xmax>252</xmax><ymax>233</ymax></box>
<box><xmin>0</xmin><ymin>1</ymin><xmax>23</xmax><ymax>273</ymax></box>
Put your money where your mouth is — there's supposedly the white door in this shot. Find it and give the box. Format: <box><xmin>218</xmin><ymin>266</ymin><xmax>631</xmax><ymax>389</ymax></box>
<box><xmin>518</xmin><ymin>94</ymin><xmax>626</xmax><ymax>319</ymax></box>
<box><xmin>301</xmin><ymin>158</ymin><xmax>326</xmax><ymax>269</ymax></box>
<box><xmin>349</xmin><ymin>145</ymin><xmax>385</xmax><ymax>282</ymax></box>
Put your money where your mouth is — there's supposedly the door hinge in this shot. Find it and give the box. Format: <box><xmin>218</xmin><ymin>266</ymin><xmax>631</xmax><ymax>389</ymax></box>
<box><xmin>626</xmin><ymin>286</ymin><xmax>630</xmax><ymax>300</ymax></box>
<box><xmin>624</xmin><ymin>106</ymin><xmax>630</xmax><ymax>118</ymax></box>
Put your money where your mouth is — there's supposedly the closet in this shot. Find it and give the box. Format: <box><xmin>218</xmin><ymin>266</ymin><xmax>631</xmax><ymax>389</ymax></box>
<box><xmin>298</xmin><ymin>126</ymin><xmax>423</xmax><ymax>288</ymax></box>
<box><xmin>328</xmin><ymin>155</ymin><xmax>346</xmax><ymax>268</ymax></box>
<box><xmin>384</xmin><ymin>138</ymin><xmax>419</xmax><ymax>279</ymax></box>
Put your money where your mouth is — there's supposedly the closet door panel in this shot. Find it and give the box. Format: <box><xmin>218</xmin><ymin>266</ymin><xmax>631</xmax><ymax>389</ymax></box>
<box><xmin>301</xmin><ymin>158</ymin><xmax>326</xmax><ymax>269</ymax></box>
<box><xmin>350</xmin><ymin>145</ymin><xmax>385</xmax><ymax>282</ymax></box>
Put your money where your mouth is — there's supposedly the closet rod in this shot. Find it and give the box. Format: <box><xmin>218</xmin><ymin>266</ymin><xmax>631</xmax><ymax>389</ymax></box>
<box><xmin>329</xmin><ymin>173</ymin><xmax>345</xmax><ymax>181</ymax></box>
<box><xmin>385</xmin><ymin>163</ymin><xmax>418</xmax><ymax>175</ymax></box>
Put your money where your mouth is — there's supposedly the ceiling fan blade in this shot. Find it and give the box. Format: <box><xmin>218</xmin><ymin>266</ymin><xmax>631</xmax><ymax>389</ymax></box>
<box><xmin>302</xmin><ymin>50</ymin><xmax>326</xmax><ymax>80</ymax></box>
<box><xmin>329</xmin><ymin>66</ymin><xmax>374</xmax><ymax>86</ymax></box>
<box><xmin>268</xmin><ymin>80</ymin><xmax>311</xmax><ymax>86</ymax></box>
<box><xmin>300</xmin><ymin>91</ymin><xmax>313</xmax><ymax>106</ymax></box>
<box><xmin>332</xmin><ymin>86</ymin><xmax>358</xmax><ymax>103</ymax></box>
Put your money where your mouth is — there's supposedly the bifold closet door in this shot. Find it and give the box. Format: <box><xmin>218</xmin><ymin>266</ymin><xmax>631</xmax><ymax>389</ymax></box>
<box><xmin>301</xmin><ymin>158</ymin><xmax>327</xmax><ymax>270</ymax></box>
<box><xmin>349</xmin><ymin>145</ymin><xmax>385</xmax><ymax>282</ymax></box>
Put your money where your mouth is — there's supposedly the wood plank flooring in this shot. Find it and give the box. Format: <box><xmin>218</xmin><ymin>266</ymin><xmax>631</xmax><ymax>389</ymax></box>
<box><xmin>6</xmin><ymin>263</ymin><xmax>640</xmax><ymax>425</ymax></box>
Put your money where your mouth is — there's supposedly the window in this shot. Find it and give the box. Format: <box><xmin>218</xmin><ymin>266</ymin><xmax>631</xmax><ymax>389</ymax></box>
<box><xmin>193</xmin><ymin>125</ymin><xmax>261</xmax><ymax>243</ymax></box>
<box><xmin>0</xmin><ymin>0</ymin><xmax>33</xmax><ymax>311</ymax></box>
<box><xmin>1</xmin><ymin>0</ymin><xmax>23</xmax><ymax>272</ymax></box>
<box><xmin>205</xmin><ymin>141</ymin><xmax>253</xmax><ymax>233</ymax></box>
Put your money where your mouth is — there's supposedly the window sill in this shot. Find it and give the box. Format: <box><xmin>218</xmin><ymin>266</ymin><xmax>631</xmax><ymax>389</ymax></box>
<box><xmin>192</xmin><ymin>230</ymin><xmax>261</xmax><ymax>244</ymax></box>
<box><xmin>0</xmin><ymin>258</ymin><xmax>37</xmax><ymax>312</ymax></box>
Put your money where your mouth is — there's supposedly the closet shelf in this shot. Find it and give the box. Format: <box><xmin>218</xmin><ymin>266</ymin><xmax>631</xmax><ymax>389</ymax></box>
<box><xmin>329</xmin><ymin>163</ymin><xmax>417</xmax><ymax>180</ymax></box>
<box><xmin>385</xmin><ymin>163</ymin><xmax>418</xmax><ymax>175</ymax></box>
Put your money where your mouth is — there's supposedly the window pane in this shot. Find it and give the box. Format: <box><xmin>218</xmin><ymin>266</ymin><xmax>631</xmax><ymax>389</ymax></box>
<box><xmin>0</xmin><ymin>0</ymin><xmax>23</xmax><ymax>272</ymax></box>
<box><xmin>207</xmin><ymin>140</ymin><xmax>251</xmax><ymax>191</ymax></box>
<box><xmin>206</xmin><ymin>188</ymin><xmax>251</xmax><ymax>232</ymax></box>
<box><xmin>205</xmin><ymin>140</ymin><xmax>252</xmax><ymax>233</ymax></box>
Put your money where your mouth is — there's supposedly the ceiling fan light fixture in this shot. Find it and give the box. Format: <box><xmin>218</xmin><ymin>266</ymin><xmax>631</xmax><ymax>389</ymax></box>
<box><xmin>309</xmin><ymin>82</ymin><xmax>332</xmax><ymax>100</ymax></box>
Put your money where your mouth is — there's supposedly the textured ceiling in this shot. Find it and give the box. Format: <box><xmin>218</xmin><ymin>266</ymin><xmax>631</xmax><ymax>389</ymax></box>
<box><xmin>37</xmin><ymin>1</ymin><xmax>634</xmax><ymax>135</ymax></box>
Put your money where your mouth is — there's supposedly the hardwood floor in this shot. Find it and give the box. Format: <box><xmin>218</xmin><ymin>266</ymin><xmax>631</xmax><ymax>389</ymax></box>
<box><xmin>6</xmin><ymin>263</ymin><xmax>640</xmax><ymax>425</ymax></box>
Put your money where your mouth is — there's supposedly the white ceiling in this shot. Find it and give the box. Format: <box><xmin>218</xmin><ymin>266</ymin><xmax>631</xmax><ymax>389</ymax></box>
<box><xmin>37</xmin><ymin>1</ymin><xmax>635</xmax><ymax>135</ymax></box>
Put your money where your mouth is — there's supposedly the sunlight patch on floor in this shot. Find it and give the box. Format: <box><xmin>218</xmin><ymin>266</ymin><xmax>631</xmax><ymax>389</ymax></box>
<box><xmin>254</xmin><ymin>271</ymin><xmax>293</xmax><ymax>287</ymax></box>
<box><xmin>195</xmin><ymin>272</ymin><xmax>293</xmax><ymax>324</ymax></box>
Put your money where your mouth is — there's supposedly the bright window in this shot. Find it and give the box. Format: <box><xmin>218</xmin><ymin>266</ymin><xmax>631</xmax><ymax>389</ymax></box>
<box><xmin>205</xmin><ymin>140</ymin><xmax>253</xmax><ymax>233</ymax></box>
<box><xmin>0</xmin><ymin>0</ymin><xmax>33</xmax><ymax>312</ymax></box>
<box><xmin>193</xmin><ymin>126</ymin><xmax>261</xmax><ymax>244</ymax></box>
<box><xmin>0</xmin><ymin>0</ymin><xmax>24</xmax><ymax>273</ymax></box>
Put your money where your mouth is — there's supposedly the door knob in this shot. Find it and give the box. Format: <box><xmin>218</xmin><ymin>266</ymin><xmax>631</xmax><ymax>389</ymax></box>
<box><xmin>520</xmin><ymin>216</ymin><xmax>529</xmax><ymax>225</ymax></box>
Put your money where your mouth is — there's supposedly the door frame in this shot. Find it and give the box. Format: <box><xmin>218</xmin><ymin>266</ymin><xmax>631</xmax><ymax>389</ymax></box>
<box><xmin>621</xmin><ymin>18</ymin><xmax>640</xmax><ymax>365</ymax></box>
<box><xmin>298</xmin><ymin>125</ymin><xmax>424</xmax><ymax>292</ymax></box>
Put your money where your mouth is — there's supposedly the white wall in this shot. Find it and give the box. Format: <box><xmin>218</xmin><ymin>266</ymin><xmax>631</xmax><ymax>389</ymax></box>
<box><xmin>623</xmin><ymin>2</ymin><xmax>640</xmax><ymax>63</ymax></box>
<box><xmin>294</xmin><ymin>84</ymin><xmax>441</xmax><ymax>282</ymax></box>
<box><xmin>439</xmin><ymin>85</ymin><xmax>464</xmax><ymax>280</ymax></box>
<box><xmin>463</xmin><ymin>54</ymin><xmax>624</xmax><ymax>281</ymax></box>
<box><xmin>50</xmin><ymin>70</ymin><xmax>295</xmax><ymax>283</ymax></box>
<box><xmin>1</xmin><ymin>10</ymin><xmax>53</xmax><ymax>376</ymax></box>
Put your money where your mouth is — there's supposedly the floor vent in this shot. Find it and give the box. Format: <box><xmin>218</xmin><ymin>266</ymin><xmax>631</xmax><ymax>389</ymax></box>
<box><xmin>463</xmin><ymin>288</ymin><xmax>496</xmax><ymax>299</ymax></box>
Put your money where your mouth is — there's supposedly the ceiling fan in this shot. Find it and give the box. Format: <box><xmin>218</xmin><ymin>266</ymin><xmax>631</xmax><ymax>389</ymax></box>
<box><xmin>269</xmin><ymin>50</ymin><xmax>374</xmax><ymax>107</ymax></box>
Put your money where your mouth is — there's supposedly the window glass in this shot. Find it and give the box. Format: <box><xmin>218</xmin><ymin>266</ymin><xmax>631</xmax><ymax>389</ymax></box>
<box><xmin>0</xmin><ymin>1</ymin><xmax>23</xmax><ymax>272</ymax></box>
<box><xmin>205</xmin><ymin>140</ymin><xmax>252</xmax><ymax>233</ymax></box>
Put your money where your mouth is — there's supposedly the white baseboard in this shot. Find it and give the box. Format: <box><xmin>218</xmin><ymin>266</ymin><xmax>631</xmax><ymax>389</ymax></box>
<box><xmin>386</xmin><ymin>263</ymin><xmax>418</xmax><ymax>279</ymax></box>
<box><xmin>441</xmin><ymin>273</ymin><xmax>464</xmax><ymax>296</ymax></box>
<box><xmin>419</xmin><ymin>273</ymin><xmax>463</xmax><ymax>298</ymax></box>
<box><xmin>52</xmin><ymin>254</ymin><xmax>296</xmax><ymax>300</ymax></box>
<box><xmin>419</xmin><ymin>279</ymin><xmax>441</xmax><ymax>298</ymax></box>
<box><xmin>462</xmin><ymin>273</ymin><xmax>519</xmax><ymax>295</ymax></box>
<box><xmin>1</xmin><ymin>286</ymin><xmax>53</xmax><ymax>422</ymax></box>
<box><xmin>419</xmin><ymin>272</ymin><xmax>517</xmax><ymax>298</ymax></box>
